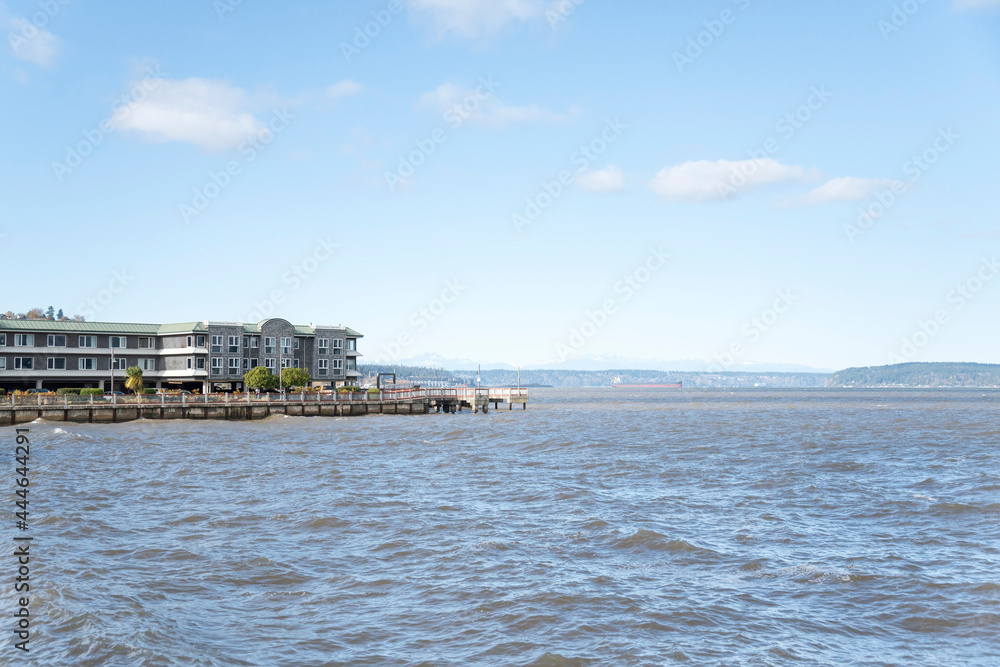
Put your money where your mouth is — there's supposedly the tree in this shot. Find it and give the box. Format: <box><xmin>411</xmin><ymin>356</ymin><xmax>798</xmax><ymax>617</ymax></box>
<box><xmin>26</xmin><ymin>308</ymin><xmax>45</xmax><ymax>320</ymax></box>
<box><xmin>45</xmin><ymin>306</ymin><xmax>55</xmax><ymax>320</ymax></box>
<box><xmin>72</xmin><ymin>315</ymin><xmax>85</xmax><ymax>322</ymax></box>
<box><xmin>56</xmin><ymin>308</ymin><xmax>64</xmax><ymax>320</ymax></box>
<box><xmin>244</xmin><ymin>367</ymin><xmax>278</xmax><ymax>391</ymax></box>
<box><xmin>124</xmin><ymin>366</ymin><xmax>144</xmax><ymax>394</ymax></box>
<box><xmin>279</xmin><ymin>367</ymin><xmax>311</xmax><ymax>389</ymax></box>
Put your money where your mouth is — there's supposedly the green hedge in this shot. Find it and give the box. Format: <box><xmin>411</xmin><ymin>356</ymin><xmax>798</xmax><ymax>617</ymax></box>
<box><xmin>367</xmin><ymin>388</ymin><xmax>381</xmax><ymax>394</ymax></box>
<box><xmin>80</xmin><ymin>388</ymin><xmax>103</xmax><ymax>396</ymax></box>
<box><xmin>337</xmin><ymin>385</ymin><xmax>362</xmax><ymax>393</ymax></box>
<box><xmin>143</xmin><ymin>388</ymin><xmax>157</xmax><ymax>394</ymax></box>
<box><xmin>0</xmin><ymin>389</ymin><xmax>6</xmax><ymax>396</ymax></box>
<box><xmin>56</xmin><ymin>388</ymin><xmax>82</xmax><ymax>395</ymax></box>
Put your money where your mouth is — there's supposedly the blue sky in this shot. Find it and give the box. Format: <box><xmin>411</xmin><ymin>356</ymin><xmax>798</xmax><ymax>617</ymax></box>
<box><xmin>1</xmin><ymin>0</ymin><xmax>998</xmax><ymax>371</ymax></box>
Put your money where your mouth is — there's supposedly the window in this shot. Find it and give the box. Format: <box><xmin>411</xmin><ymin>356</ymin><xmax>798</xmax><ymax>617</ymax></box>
<box><xmin>243</xmin><ymin>336</ymin><xmax>249</xmax><ymax>348</ymax></box>
<box><xmin>318</xmin><ymin>338</ymin><xmax>329</xmax><ymax>353</ymax></box>
<box><xmin>0</xmin><ymin>333</ymin><xmax>5</xmax><ymax>346</ymax></box>
<box><xmin>47</xmin><ymin>335</ymin><xmax>67</xmax><ymax>347</ymax></box>
<box><xmin>346</xmin><ymin>339</ymin><xmax>356</xmax><ymax>351</ymax></box>
<box><xmin>264</xmin><ymin>358</ymin><xmax>275</xmax><ymax>370</ymax></box>
<box><xmin>47</xmin><ymin>358</ymin><xmax>66</xmax><ymax>370</ymax></box>
<box><xmin>79</xmin><ymin>335</ymin><xmax>96</xmax><ymax>348</ymax></box>
<box><xmin>250</xmin><ymin>337</ymin><xmax>259</xmax><ymax>349</ymax></box>
<box><xmin>187</xmin><ymin>358</ymin><xmax>193</xmax><ymax>370</ymax></box>
<box><xmin>318</xmin><ymin>359</ymin><xmax>329</xmax><ymax>376</ymax></box>
<box><xmin>211</xmin><ymin>358</ymin><xmax>223</xmax><ymax>374</ymax></box>
<box><xmin>111</xmin><ymin>358</ymin><xmax>127</xmax><ymax>370</ymax></box>
<box><xmin>0</xmin><ymin>358</ymin><xmax>5</xmax><ymax>370</ymax></box>
<box><xmin>138</xmin><ymin>337</ymin><xmax>153</xmax><ymax>349</ymax></box>
<box><xmin>280</xmin><ymin>337</ymin><xmax>291</xmax><ymax>354</ymax></box>
<box><xmin>186</xmin><ymin>336</ymin><xmax>193</xmax><ymax>347</ymax></box>
<box><xmin>281</xmin><ymin>358</ymin><xmax>291</xmax><ymax>369</ymax></box>
<box><xmin>346</xmin><ymin>359</ymin><xmax>356</xmax><ymax>371</ymax></box>
<box><xmin>333</xmin><ymin>339</ymin><xmax>343</xmax><ymax>355</ymax></box>
<box><xmin>229</xmin><ymin>358</ymin><xmax>241</xmax><ymax>374</ymax></box>
<box><xmin>197</xmin><ymin>335</ymin><xmax>206</xmax><ymax>347</ymax></box>
<box><xmin>333</xmin><ymin>359</ymin><xmax>343</xmax><ymax>371</ymax></box>
<box><xmin>264</xmin><ymin>337</ymin><xmax>275</xmax><ymax>354</ymax></box>
<box><xmin>139</xmin><ymin>359</ymin><xmax>156</xmax><ymax>371</ymax></box>
<box><xmin>196</xmin><ymin>358</ymin><xmax>206</xmax><ymax>370</ymax></box>
<box><xmin>242</xmin><ymin>358</ymin><xmax>250</xmax><ymax>370</ymax></box>
<box><xmin>229</xmin><ymin>336</ymin><xmax>240</xmax><ymax>353</ymax></box>
<box><xmin>293</xmin><ymin>338</ymin><xmax>300</xmax><ymax>350</ymax></box>
<box><xmin>110</xmin><ymin>336</ymin><xmax>127</xmax><ymax>348</ymax></box>
<box><xmin>211</xmin><ymin>335</ymin><xmax>223</xmax><ymax>353</ymax></box>
<box><xmin>14</xmin><ymin>357</ymin><xmax>33</xmax><ymax>370</ymax></box>
<box><xmin>14</xmin><ymin>334</ymin><xmax>34</xmax><ymax>347</ymax></box>
<box><xmin>79</xmin><ymin>358</ymin><xmax>96</xmax><ymax>370</ymax></box>
<box><xmin>293</xmin><ymin>359</ymin><xmax>300</xmax><ymax>368</ymax></box>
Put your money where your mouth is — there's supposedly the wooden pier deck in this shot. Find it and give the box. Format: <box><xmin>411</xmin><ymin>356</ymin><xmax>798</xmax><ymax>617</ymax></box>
<box><xmin>0</xmin><ymin>388</ymin><xmax>529</xmax><ymax>426</ymax></box>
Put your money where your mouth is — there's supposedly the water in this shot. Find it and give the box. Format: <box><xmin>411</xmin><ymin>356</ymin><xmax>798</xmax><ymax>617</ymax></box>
<box><xmin>14</xmin><ymin>389</ymin><xmax>1000</xmax><ymax>665</ymax></box>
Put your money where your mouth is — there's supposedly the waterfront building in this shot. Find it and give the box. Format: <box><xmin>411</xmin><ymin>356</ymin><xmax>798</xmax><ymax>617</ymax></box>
<box><xmin>0</xmin><ymin>318</ymin><xmax>362</xmax><ymax>393</ymax></box>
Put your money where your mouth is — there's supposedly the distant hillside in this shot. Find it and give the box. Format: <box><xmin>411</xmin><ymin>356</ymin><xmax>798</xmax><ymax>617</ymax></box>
<box><xmin>827</xmin><ymin>362</ymin><xmax>1000</xmax><ymax>388</ymax></box>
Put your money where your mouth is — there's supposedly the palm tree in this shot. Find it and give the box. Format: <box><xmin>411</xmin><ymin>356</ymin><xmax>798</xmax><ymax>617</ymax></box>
<box><xmin>125</xmin><ymin>366</ymin><xmax>144</xmax><ymax>394</ymax></box>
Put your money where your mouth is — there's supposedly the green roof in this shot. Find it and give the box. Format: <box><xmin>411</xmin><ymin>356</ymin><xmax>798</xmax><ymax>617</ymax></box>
<box><xmin>0</xmin><ymin>320</ymin><xmax>207</xmax><ymax>334</ymax></box>
<box><xmin>0</xmin><ymin>319</ymin><xmax>361</xmax><ymax>336</ymax></box>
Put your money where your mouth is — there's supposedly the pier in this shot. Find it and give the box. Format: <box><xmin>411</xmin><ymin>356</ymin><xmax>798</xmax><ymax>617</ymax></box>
<box><xmin>0</xmin><ymin>388</ymin><xmax>529</xmax><ymax>427</ymax></box>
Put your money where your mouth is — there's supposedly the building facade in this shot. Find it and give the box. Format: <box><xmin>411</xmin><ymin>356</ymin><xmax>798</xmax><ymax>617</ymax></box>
<box><xmin>0</xmin><ymin>318</ymin><xmax>362</xmax><ymax>393</ymax></box>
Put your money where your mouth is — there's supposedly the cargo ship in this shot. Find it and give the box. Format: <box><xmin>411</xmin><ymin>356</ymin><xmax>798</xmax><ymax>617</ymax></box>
<box><xmin>611</xmin><ymin>377</ymin><xmax>682</xmax><ymax>389</ymax></box>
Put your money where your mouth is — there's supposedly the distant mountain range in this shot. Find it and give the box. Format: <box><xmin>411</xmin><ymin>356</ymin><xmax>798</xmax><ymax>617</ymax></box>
<box><xmin>362</xmin><ymin>360</ymin><xmax>1000</xmax><ymax>389</ymax></box>
<box><xmin>396</xmin><ymin>352</ymin><xmax>834</xmax><ymax>374</ymax></box>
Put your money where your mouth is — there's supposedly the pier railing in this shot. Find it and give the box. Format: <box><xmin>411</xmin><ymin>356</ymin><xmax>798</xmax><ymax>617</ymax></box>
<box><xmin>1</xmin><ymin>387</ymin><xmax>530</xmax><ymax>408</ymax></box>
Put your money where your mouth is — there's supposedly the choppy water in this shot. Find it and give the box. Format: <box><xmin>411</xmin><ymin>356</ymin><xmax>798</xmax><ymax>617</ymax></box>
<box><xmin>13</xmin><ymin>389</ymin><xmax>1000</xmax><ymax>665</ymax></box>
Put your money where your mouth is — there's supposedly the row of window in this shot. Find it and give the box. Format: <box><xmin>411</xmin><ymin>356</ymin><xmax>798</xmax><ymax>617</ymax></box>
<box><xmin>204</xmin><ymin>357</ymin><xmax>349</xmax><ymax>376</ymax></box>
<box><xmin>0</xmin><ymin>357</ymin><xmax>157</xmax><ymax>371</ymax></box>
<box><xmin>0</xmin><ymin>334</ymin><xmax>140</xmax><ymax>348</ymax></box>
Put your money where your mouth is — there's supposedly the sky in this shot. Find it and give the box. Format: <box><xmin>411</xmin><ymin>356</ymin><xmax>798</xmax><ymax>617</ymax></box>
<box><xmin>1</xmin><ymin>0</ymin><xmax>998</xmax><ymax>372</ymax></box>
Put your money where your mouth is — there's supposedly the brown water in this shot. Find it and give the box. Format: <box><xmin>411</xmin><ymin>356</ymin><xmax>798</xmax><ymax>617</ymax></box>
<box><xmin>15</xmin><ymin>389</ymin><xmax>1000</xmax><ymax>665</ymax></box>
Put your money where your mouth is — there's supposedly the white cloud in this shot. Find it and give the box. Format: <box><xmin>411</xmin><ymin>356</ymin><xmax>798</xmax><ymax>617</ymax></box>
<box><xmin>792</xmin><ymin>177</ymin><xmax>897</xmax><ymax>207</ymax></box>
<box><xmin>418</xmin><ymin>81</ymin><xmax>575</xmax><ymax>129</ymax></box>
<box><xmin>408</xmin><ymin>0</ymin><xmax>547</xmax><ymax>38</ymax></box>
<box><xmin>110</xmin><ymin>78</ymin><xmax>269</xmax><ymax>152</ymax></box>
<box><xmin>576</xmin><ymin>165</ymin><xmax>625</xmax><ymax>194</ymax></box>
<box><xmin>649</xmin><ymin>158</ymin><xmax>815</xmax><ymax>202</ymax></box>
<box><xmin>954</xmin><ymin>0</ymin><xmax>1000</xmax><ymax>9</ymax></box>
<box><xmin>327</xmin><ymin>79</ymin><xmax>363</xmax><ymax>99</ymax></box>
<box><xmin>6</xmin><ymin>17</ymin><xmax>62</xmax><ymax>67</ymax></box>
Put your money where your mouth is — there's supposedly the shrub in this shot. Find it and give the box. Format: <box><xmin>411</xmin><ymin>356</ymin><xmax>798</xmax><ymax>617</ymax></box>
<box><xmin>143</xmin><ymin>388</ymin><xmax>156</xmax><ymax>394</ymax></box>
<box><xmin>367</xmin><ymin>388</ymin><xmax>381</xmax><ymax>394</ymax></box>
<box><xmin>81</xmin><ymin>388</ymin><xmax>103</xmax><ymax>396</ymax></box>
<box><xmin>0</xmin><ymin>389</ymin><xmax>6</xmax><ymax>395</ymax></box>
<box><xmin>337</xmin><ymin>385</ymin><xmax>361</xmax><ymax>394</ymax></box>
<box><xmin>57</xmin><ymin>388</ymin><xmax>82</xmax><ymax>395</ymax></box>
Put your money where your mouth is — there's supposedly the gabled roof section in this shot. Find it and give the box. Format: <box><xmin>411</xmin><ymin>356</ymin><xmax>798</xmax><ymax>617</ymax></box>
<box><xmin>345</xmin><ymin>327</ymin><xmax>364</xmax><ymax>337</ymax></box>
<box><xmin>0</xmin><ymin>320</ymin><xmax>161</xmax><ymax>333</ymax></box>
